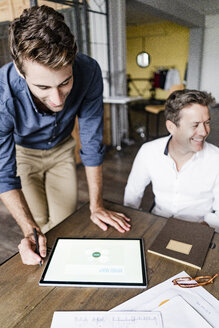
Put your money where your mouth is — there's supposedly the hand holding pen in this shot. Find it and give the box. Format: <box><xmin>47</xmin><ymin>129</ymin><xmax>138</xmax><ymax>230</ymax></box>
<box><xmin>18</xmin><ymin>228</ymin><xmax>47</xmax><ymax>266</ymax></box>
<box><xmin>33</xmin><ymin>228</ymin><xmax>43</xmax><ymax>266</ymax></box>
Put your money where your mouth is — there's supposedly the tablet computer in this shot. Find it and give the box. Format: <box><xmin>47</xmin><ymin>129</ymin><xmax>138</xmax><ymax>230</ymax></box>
<box><xmin>39</xmin><ymin>238</ymin><xmax>147</xmax><ymax>288</ymax></box>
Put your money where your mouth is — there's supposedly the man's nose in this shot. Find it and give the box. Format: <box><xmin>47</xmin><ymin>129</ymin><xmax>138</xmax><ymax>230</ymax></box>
<box><xmin>198</xmin><ymin>123</ymin><xmax>209</xmax><ymax>136</ymax></box>
<box><xmin>50</xmin><ymin>88</ymin><xmax>63</xmax><ymax>106</ymax></box>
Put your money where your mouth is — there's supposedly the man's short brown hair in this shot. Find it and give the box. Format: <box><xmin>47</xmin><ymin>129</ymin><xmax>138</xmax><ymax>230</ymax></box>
<box><xmin>8</xmin><ymin>5</ymin><xmax>77</xmax><ymax>76</ymax></box>
<box><xmin>165</xmin><ymin>89</ymin><xmax>216</xmax><ymax>126</ymax></box>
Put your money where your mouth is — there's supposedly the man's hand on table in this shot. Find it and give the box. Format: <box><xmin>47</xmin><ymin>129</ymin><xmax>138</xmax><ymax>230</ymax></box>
<box><xmin>18</xmin><ymin>230</ymin><xmax>47</xmax><ymax>265</ymax></box>
<box><xmin>90</xmin><ymin>207</ymin><xmax>131</xmax><ymax>233</ymax></box>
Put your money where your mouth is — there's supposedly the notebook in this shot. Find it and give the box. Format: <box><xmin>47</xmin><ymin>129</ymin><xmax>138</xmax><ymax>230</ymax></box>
<box><xmin>147</xmin><ymin>218</ymin><xmax>215</xmax><ymax>269</ymax></box>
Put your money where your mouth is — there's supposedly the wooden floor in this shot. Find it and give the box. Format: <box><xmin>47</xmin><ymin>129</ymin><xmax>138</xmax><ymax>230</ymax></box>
<box><xmin>0</xmin><ymin>142</ymin><xmax>153</xmax><ymax>265</ymax></box>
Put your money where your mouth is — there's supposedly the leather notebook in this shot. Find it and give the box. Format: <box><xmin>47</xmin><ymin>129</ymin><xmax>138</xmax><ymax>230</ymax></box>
<box><xmin>148</xmin><ymin>218</ymin><xmax>215</xmax><ymax>269</ymax></box>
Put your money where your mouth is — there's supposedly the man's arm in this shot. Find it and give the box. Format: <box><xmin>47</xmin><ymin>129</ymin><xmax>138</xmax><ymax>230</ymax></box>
<box><xmin>204</xmin><ymin>173</ymin><xmax>219</xmax><ymax>233</ymax></box>
<box><xmin>0</xmin><ymin>189</ymin><xmax>47</xmax><ymax>264</ymax></box>
<box><xmin>85</xmin><ymin>165</ymin><xmax>131</xmax><ymax>233</ymax></box>
<box><xmin>77</xmin><ymin>58</ymin><xmax>130</xmax><ymax>232</ymax></box>
<box><xmin>124</xmin><ymin>144</ymin><xmax>151</xmax><ymax>209</ymax></box>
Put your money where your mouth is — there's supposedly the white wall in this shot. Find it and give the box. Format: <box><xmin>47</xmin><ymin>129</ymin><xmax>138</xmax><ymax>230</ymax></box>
<box><xmin>201</xmin><ymin>15</ymin><xmax>219</xmax><ymax>102</ymax></box>
<box><xmin>187</xmin><ymin>28</ymin><xmax>204</xmax><ymax>90</ymax></box>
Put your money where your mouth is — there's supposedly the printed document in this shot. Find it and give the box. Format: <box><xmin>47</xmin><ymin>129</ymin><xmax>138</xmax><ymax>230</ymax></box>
<box><xmin>50</xmin><ymin>311</ymin><xmax>162</xmax><ymax>328</ymax></box>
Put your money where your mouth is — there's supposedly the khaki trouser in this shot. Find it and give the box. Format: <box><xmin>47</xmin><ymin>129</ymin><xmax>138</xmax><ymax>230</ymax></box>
<box><xmin>16</xmin><ymin>136</ymin><xmax>77</xmax><ymax>233</ymax></box>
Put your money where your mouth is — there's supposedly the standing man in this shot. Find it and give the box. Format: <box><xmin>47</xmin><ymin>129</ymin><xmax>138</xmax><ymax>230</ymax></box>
<box><xmin>0</xmin><ymin>5</ymin><xmax>130</xmax><ymax>265</ymax></box>
<box><xmin>124</xmin><ymin>89</ymin><xmax>219</xmax><ymax>232</ymax></box>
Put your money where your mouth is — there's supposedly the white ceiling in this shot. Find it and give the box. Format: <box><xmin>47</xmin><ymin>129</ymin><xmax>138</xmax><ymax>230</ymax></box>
<box><xmin>126</xmin><ymin>0</ymin><xmax>219</xmax><ymax>26</ymax></box>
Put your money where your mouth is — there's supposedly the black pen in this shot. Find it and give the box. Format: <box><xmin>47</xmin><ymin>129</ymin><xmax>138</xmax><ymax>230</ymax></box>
<box><xmin>33</xmin><ymin>228</ymin><xmax>42</xmax><ymax>267</ymax></box>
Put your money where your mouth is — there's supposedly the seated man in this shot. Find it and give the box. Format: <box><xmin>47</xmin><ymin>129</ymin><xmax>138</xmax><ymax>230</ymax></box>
<box><xmin>124</xmin><ymin>89</ymin><xmax>219</xmax><ymax>232</ymax></box>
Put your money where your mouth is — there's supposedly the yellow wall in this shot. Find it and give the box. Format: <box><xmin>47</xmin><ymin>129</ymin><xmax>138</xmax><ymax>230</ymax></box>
<box><xmin>127</xmin><ymin>21</ymin><xmax>189</xmax><ymax>99</ymax></box>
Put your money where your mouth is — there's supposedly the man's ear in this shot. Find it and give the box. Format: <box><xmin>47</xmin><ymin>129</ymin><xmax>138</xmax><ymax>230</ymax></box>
<box><xmin>13</xmin><ymin>61</ymin><xmax>25</xmax><ymax>79</ymax></box>
<box><xmin>166</xmin><ymin>120</ymin><xmax>177</xmax><ymax>135</ymax></box>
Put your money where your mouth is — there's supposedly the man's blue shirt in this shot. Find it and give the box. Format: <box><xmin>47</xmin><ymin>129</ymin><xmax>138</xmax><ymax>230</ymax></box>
<box><xmin>0</xmin><ymin>53</ymin><xmax>105</xmax><ymax>193</ymax></box>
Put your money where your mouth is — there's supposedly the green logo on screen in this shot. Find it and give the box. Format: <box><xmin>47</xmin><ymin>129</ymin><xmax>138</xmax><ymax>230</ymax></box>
<box><xmin>92</xmin><ymin>251</ymin><xmax>101</xmax><ymax>258</ymax></box>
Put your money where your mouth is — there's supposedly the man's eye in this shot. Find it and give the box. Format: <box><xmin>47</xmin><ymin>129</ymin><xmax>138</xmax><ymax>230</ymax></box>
<box><xmin>38</xmin><ymin>86</ymin><xmax>49</xmax><ymax>90</ymax></box>
<box><xmin>60</xmin><ymin>80</ymin><xmax>69</xmax><ymax>87</ymax></box>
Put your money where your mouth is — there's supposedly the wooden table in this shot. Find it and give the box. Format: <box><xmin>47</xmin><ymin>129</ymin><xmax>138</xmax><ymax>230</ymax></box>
<box><xmin>0</xmin><ymin>201</ymin><xmax>218</xmax><ymax>328</ymax></box>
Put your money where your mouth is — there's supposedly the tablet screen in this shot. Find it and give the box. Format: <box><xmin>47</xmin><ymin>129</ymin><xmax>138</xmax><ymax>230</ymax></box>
<box><xmin>39</xmin><ymin>238</ymin><xmax>147</xmax><ymax>288</ymax></box>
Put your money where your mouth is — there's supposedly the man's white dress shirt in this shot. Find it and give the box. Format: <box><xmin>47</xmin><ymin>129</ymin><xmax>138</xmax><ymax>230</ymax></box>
<box><xmin>124</xmin><ymin>136</ymin><xmax>219</xmax><ymax>232</ymax></box>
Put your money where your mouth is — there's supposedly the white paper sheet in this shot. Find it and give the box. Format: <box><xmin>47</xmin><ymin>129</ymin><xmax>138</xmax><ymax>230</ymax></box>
<box><xmin>50</xmin><ymin>311</ymin><xmax>163</xmax><ymax>328</ymax></box>
<box><xmin>112</xmin><ymin>271</ymin><xmax>219</xmax><ymax>328</ymax></box>
<box><xmin>154</xmin><ymin>295</ymin><xmax>211</xmax><ymax>328</ymax></box>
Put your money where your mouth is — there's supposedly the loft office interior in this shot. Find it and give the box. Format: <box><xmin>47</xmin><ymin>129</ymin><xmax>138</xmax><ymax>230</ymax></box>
<box><xmin>124</xmin><ymin>0</ymin><xmax>219</xmax><ymax>146</ymax></box>
<box><xmin>0</xmin><ymin>0</ymin><xmax>219</xmax><ymax>150</ymax></box>
<box><xmin>0</xmin><ymin>3</ymin><xmax>219</xmax><ymax>323</ymax></box>
<box><xmin>0</xmin><ymin>0</ymin><xmax>219</xmax><ymax>266</ymax></box>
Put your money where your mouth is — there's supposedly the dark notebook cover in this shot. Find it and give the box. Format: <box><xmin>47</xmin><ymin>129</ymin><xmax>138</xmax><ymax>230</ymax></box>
<box><xmin>148</xmin><ymin>218</ymin><xmax>215</xmax><ymax>269</ymax></box>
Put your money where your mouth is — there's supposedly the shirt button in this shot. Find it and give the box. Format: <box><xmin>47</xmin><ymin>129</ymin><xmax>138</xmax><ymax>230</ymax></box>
<box><xmin>48</xmin><ymin>141</ymin><xmax>51</xmax><ymax>145</ymax></box>
<box><xmin>54</xmin><ymin>123</ymin><xmax>57</xmax><ymax>127</ymax></box>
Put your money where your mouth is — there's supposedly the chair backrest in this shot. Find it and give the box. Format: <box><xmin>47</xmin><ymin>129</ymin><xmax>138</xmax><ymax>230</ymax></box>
<box><xmin>207</xmin><ymin>106</ymin><xmax>219</xmax><ymax>147</ymax></box>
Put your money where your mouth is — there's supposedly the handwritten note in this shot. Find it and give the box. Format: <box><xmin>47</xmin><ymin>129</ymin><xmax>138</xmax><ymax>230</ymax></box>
<box><xmin>50</xmin><ymin>311</ymin><xmax>163</xmax><ymax>328</ymax></box>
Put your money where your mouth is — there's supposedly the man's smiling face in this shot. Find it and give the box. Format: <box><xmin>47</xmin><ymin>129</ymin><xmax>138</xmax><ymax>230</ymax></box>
<box><xmin>22</xmin><ymin>60</ymin><xmax>73</xmax><ymax>112</ymax></box>
<box><xmin>170</xmin><ymin>104</ymin><xmax>211</xmax><ymax>155</ymax></box>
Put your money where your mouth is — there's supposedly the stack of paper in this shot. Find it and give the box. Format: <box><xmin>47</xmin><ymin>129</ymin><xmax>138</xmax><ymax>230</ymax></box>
<box><xmin>50</xmin><ymin>271</ymin><xmax>219</xmax><ymax>327</ymax></box>
<box><xmin>112</xmin><ymin>271</ymin><xmax>219</xmax><ymax>328</ymax></box>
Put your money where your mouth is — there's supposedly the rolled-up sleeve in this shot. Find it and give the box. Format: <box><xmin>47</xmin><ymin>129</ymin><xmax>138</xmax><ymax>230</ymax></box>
<box><xmin>0</xmin><ymin>109</ymin><xmax>21</xmax><ymax>193</ymax></box>
<box><xmin>78</xmin><ymin>61</ymin><xmax>105</xmax><ymax>166</ymax></box>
